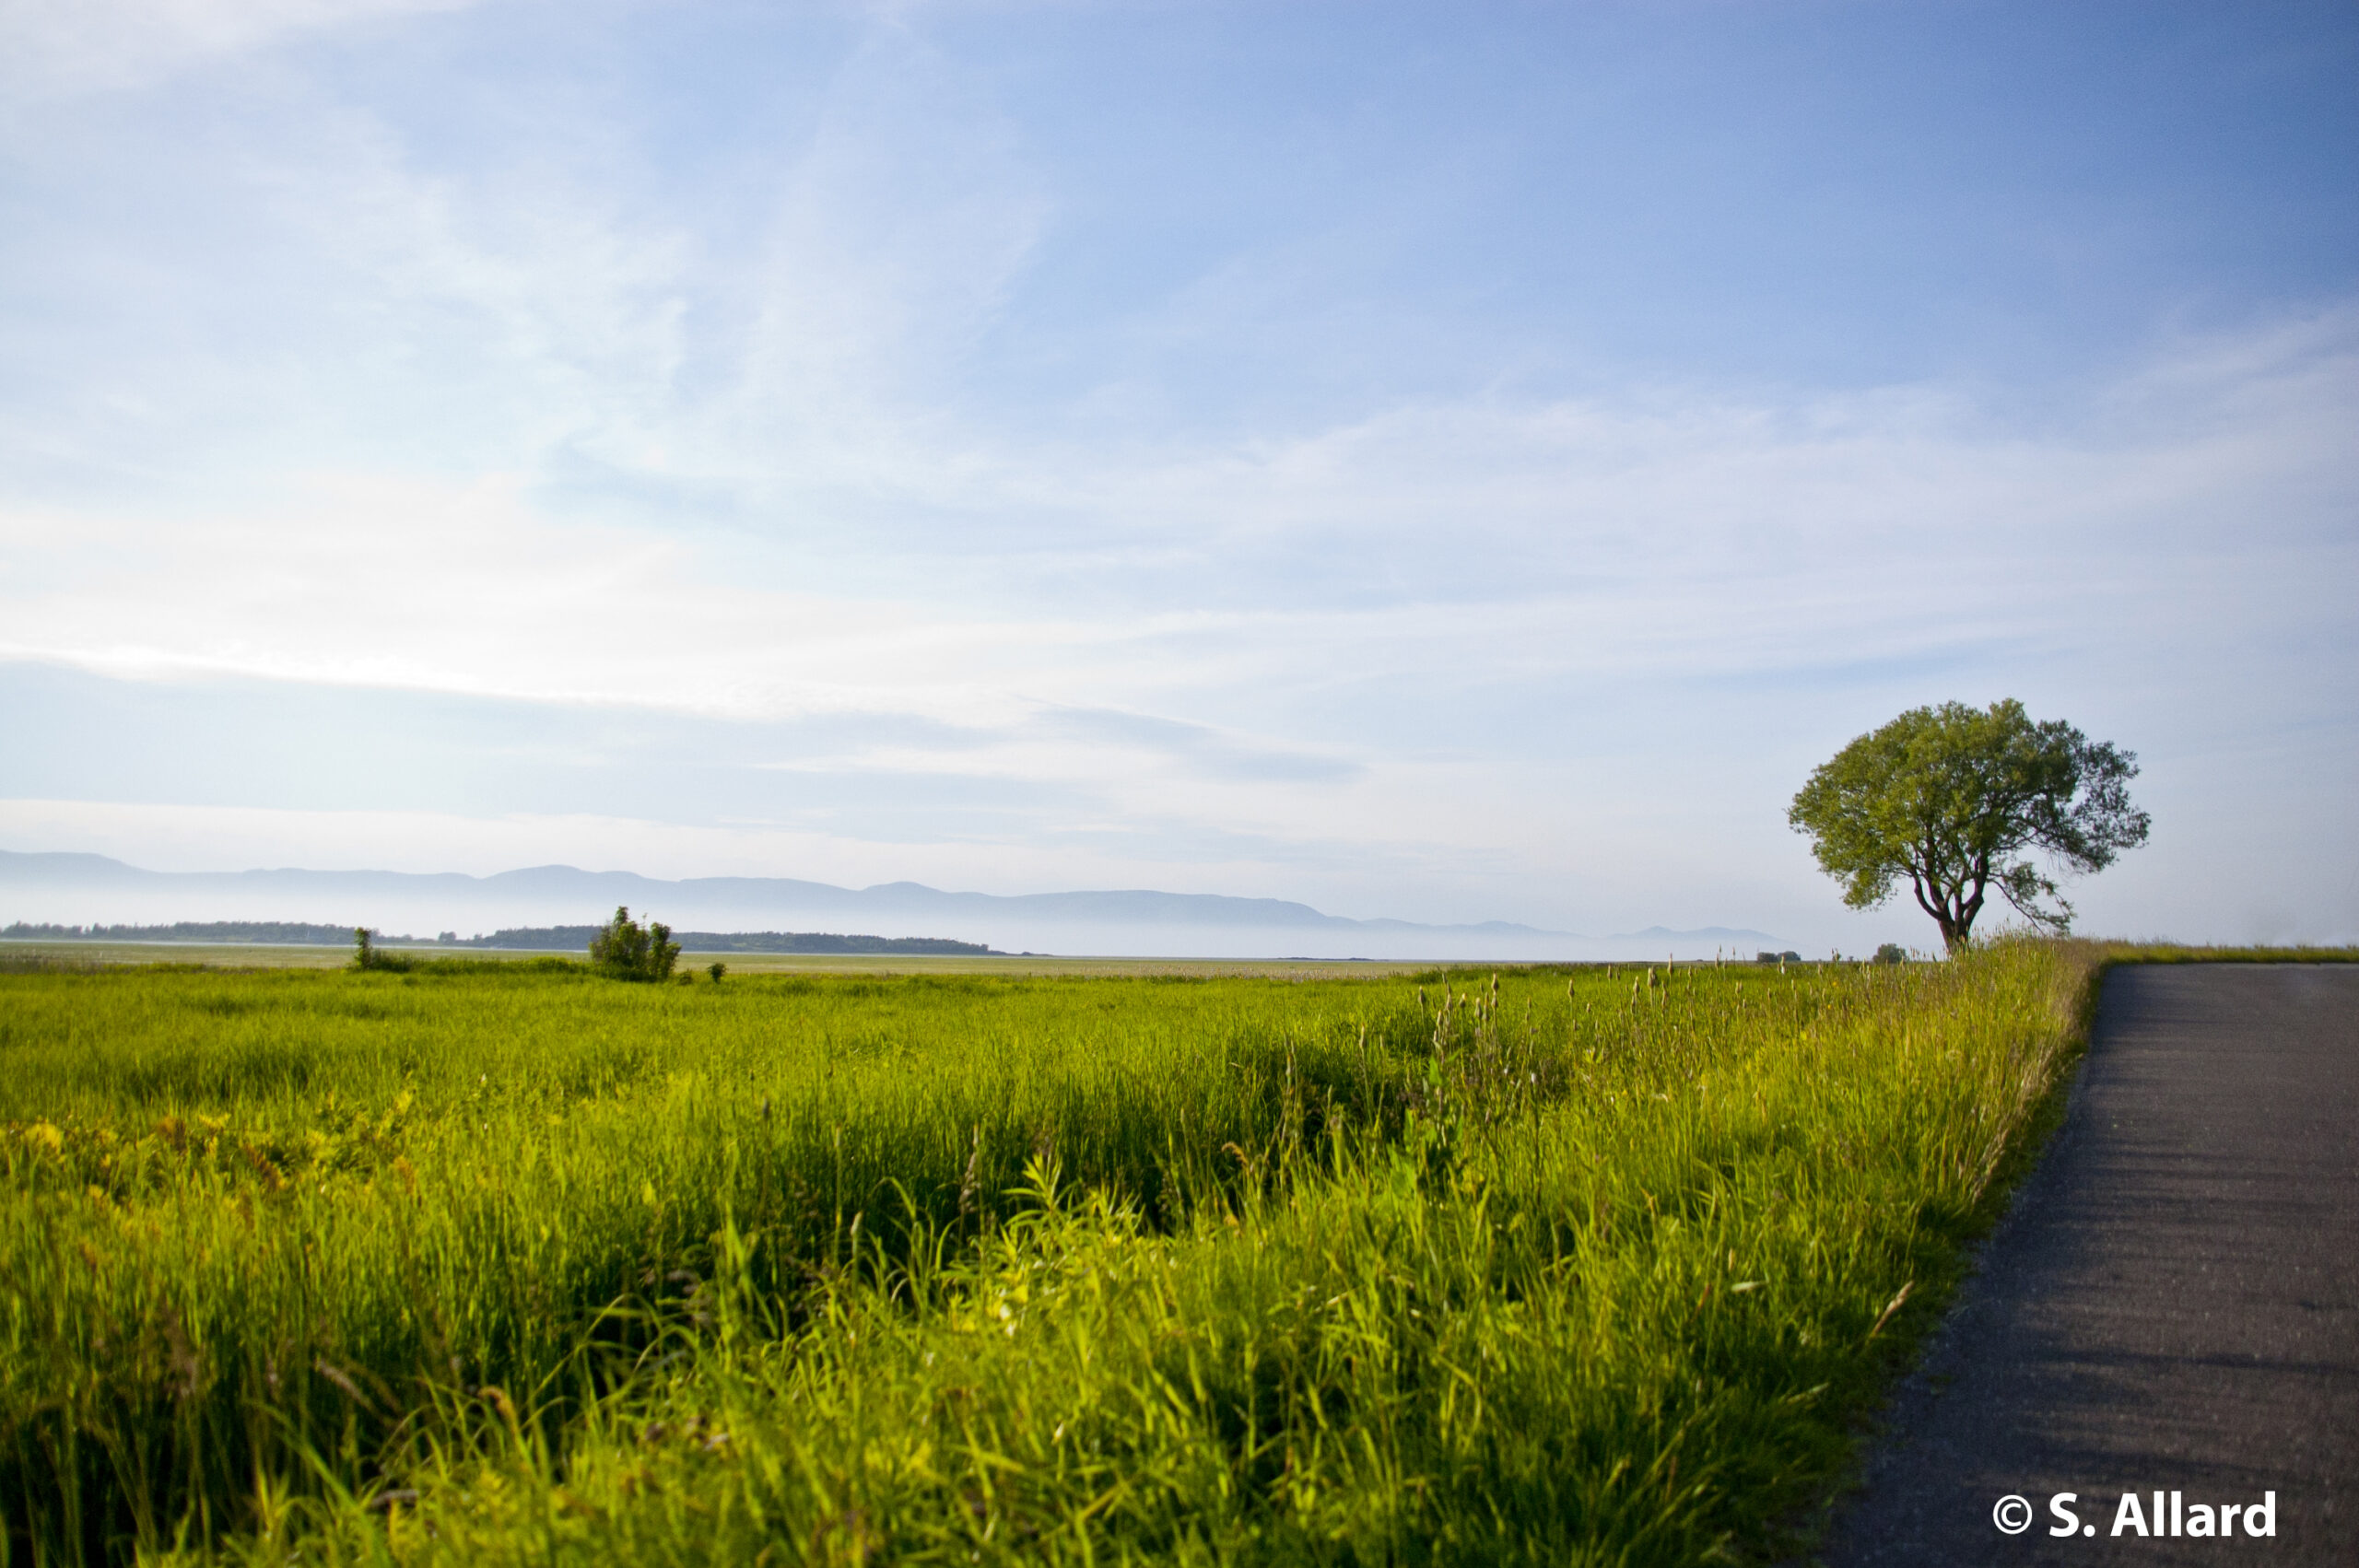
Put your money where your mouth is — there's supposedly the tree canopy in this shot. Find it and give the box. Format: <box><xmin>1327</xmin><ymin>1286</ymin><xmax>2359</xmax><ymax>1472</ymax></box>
<box><xmin>1788</xmin><ymin>699</ymin><xmax>2150</xmax><ymax>953</ymax></box>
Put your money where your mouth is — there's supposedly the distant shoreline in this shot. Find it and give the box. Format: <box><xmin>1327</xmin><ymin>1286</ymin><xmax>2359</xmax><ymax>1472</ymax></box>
<box><xmin>0</xmin><ymin>939</ymin><xmax>1546</xmax><ymax>978</ymax></box>
<box><xmin>2</xmin><ymin>921</ymin><xmax>996</xmax><ymax>956</ymax></box>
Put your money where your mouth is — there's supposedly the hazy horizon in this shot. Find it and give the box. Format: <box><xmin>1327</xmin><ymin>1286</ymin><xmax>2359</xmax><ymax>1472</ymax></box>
<box><xmin>0</xmin><ymin>849</ymin><xmax>1792</xmax><ymax>961</ymax></box>
<box><xmin>5</xmin><ymin>2</ymin><xmax>2353</xmax><ymax>954</ymax></box>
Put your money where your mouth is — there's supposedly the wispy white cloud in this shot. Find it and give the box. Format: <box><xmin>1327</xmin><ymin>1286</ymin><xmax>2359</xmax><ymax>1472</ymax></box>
<box><xmin>8</xmin><ymin>306</ymin><xmax>2348</xmax><ymax>719</ymax></box>
<box><xmin>0</xmin><ymin>0</ymin><xmax>480</xmax><ymax>103</ymax></box>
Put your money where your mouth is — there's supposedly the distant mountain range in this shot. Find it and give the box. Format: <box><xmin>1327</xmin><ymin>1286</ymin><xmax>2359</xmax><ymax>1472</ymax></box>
<box><xmin>0</xmin><ymin>850</ymin><xmax>1563</xmax><ymax>934</ymax></box>
<box><xmin>0</xmin><ymin>851</ymin><xmax>1775</xmax><ymax>959</ymax></box>
<box><xmin>1611</xmin><ymin>924</ymin><xmax>1790</xmax><ymax>944</ymax></box>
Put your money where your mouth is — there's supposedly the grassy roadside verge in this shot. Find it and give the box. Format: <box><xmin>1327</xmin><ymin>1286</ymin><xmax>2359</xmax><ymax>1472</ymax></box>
<box><xmin>2093</xmin><ymin>942</ymin><xmax>2359</xmax><ymax>965</ymax></box>
<box><xmin>1789</xmin><ymin>941</ymin><xmax>2359</xmax><ymax>1550</ymax></box>
<box><xmin>0</xmin><ymin>940</ymin><xmax>2118</xmax><ymax>1565</ymax></box>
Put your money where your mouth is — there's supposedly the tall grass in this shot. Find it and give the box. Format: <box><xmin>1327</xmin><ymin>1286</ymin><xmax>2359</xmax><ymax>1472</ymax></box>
<box><xmin>3</xmin><ymin>945</ymin><xmax>2097</xmax><ymax>1564</ymax></box>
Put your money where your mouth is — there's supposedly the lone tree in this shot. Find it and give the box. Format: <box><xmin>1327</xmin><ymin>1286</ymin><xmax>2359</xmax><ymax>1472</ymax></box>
<box><xmin>1788</xmin><ymin>699</ymin><xmax>2149</xmax><ymax>954</ymax></box>
<box><xmin>587</xmin><ymin>906</ymin><xmax>681</xmax><ymax>982</ymax></box>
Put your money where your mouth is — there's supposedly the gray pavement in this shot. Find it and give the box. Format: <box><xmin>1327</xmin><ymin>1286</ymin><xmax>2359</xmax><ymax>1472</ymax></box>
<box><xmin>1815</xmin><ymin>964</ymin><xmax>2358</xmax><ymax>1566</ymax></box>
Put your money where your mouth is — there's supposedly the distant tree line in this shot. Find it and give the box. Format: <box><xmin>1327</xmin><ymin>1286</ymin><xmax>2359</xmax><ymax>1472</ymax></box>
<box><xmin>443</xmin><ymin>927</ymin><xmax>997</xmax><ymax>955</ymax></box>
<box><xmin>6</xmin><ymin>919</ymin><xmax>994</xmax><ymax>955</ymax></box>
<box><xmin>3</xmin><ymin>921</ymin><xmax>361</xmax><ymax>944</ymax></box>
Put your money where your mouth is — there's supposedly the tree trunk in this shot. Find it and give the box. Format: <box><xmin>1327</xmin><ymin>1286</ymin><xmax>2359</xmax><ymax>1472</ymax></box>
<box><xmin>1911</xmin><ymin>876</ymin><xmax>1965</xmax><ymax>954</ymax></box>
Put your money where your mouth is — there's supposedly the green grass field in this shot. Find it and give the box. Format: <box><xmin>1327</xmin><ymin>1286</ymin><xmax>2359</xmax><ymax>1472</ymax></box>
<box><xmin>2</xmin><ymin>943</ymin><xmax>2108</xmax><ymax>1564</ymax></box>
<box><xmin>0</xmin><ymin>942</ymin><xmax>1446</xmax><ymax>979</ymax></box>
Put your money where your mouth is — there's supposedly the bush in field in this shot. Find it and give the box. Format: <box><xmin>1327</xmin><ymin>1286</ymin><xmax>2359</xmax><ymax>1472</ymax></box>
<box><xmin>587</xmin><ymin>905</ymin><xmax>680</xmax><ymax>981</ymax></box>
<box><xmin>348</xmin><ymin>927</ymin><xmax>413</xmax><ymax>973</ymax></box>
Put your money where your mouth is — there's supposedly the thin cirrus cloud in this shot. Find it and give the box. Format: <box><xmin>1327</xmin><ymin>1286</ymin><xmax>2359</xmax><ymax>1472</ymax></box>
<box><xmin>7</xmin><ymin>323</ymin><xmax>2347</xmax><ymax>720</ymax></box>
<box><xmin>0</xmin><ymin>0</ymin><xmax>2353</xmax><ymax>946</ymax></box>
<box><xmin>0</xmin><ymin>0</ymin><xmax>479</xmax><ymax>103</ymax></box>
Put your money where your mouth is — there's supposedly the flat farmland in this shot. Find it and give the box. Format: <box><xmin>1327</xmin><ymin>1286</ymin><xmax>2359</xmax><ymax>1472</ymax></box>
<box><xmin>3</xmin><ymin>945</ymin><xmax>2096</xmax><ymax>1565</ymax></box>
<box><xmin>0</xmin><ymin>942</ymin><xmax>1445</xmax><ymax>979</ymax></box>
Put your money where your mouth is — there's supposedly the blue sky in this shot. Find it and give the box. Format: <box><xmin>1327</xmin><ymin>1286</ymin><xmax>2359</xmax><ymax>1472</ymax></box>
<box><xmin>3</xmin><ymin>0</ymin><xmax>2353</xmax><ymax>950</ymax></box>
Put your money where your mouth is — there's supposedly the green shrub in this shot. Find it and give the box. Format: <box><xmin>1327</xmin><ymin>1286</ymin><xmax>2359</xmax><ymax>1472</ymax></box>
<box><xmin>349</xmin><ymin>927</ymin><xmax>415</xmax><ymax>973</ymax></box>
<box><xmin>585</xmin><ymin>906</ymin><xmax>680</xmax><ymax>982</ymax></box>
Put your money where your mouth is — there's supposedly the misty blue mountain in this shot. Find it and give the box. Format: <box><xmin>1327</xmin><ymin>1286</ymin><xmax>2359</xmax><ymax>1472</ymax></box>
<box><xmin>0</xmin><ymin>852</ymin><xmax>1775</xmax><ymax>961</ymax></box>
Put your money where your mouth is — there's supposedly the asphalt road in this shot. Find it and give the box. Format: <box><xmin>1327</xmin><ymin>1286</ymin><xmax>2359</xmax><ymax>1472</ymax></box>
<box><xmin>1815</xmin><ymin>964</ymin><xmax>2358</xmax><ymax>1566</ymax></box>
